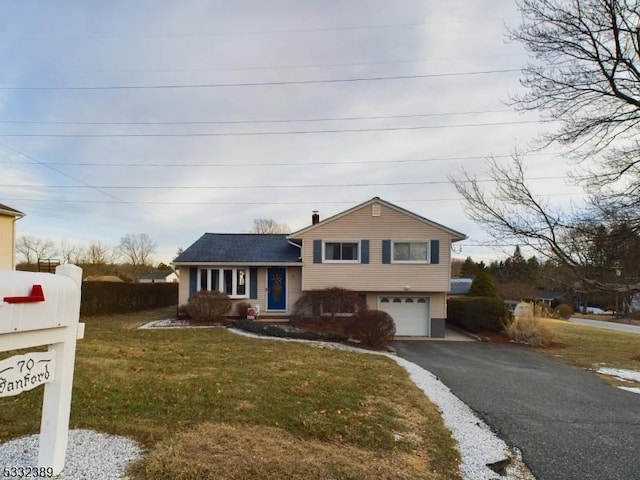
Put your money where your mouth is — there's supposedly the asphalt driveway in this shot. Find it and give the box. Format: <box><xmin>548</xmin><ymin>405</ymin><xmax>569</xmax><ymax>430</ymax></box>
<box><xmin>394</xmin><ymin>341</ymin><xmax>640</xmax><ymax>480</ymax></box>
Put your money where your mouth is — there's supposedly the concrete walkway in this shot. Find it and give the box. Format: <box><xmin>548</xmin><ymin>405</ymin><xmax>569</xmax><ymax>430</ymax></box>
<box><xmin>569</xmin><ymin>316</ymin><xmax>640</xmax><ymax>335</ymax></box>
<box><xmin>395</xmin><ymin>327</ymin><xmax>474</xmax><ymax>342</ymax></box>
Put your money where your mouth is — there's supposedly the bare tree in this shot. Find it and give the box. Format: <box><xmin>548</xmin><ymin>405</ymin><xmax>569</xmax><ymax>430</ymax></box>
<box><xmin>117</xmin><ymin>233</ymin><xmax>157</xmax><ymax>267</ymax></box>
<box><xmin>58</xmin><ymin>240</ymin><xmax>85</xmax><ymax>264</ymax></box>
<box><xmin>16</xmin><ymin>235</ymin><xmax>57</xmax><ymax>265</ymax></box>
<box><xmin>451</xmin><ymin>156</ymin><xmax>640</xmax><ymax>298</ymax></box>
<box><xmin>249</xmin><ymin>218</ymin><xmax>290</xmax><ymax>234</ymax></box>
<box><xmin>86</xmin><ymin>241</ymin><xmax>112</xmax><ymax>265</ymax></box>
<box><xmin>510</xmin><ymin>0</ymin><xmax>640</xmax><ymax>145</ymax></box>
<box><xmin>452</xmin><ymin>0</ymin><xmax>640</xmax><ymax>304</ymax></box>
<box><xmin>507</xmin><ymin>0</ymin><xmax>640</xmax><ymax>217</ymax></box>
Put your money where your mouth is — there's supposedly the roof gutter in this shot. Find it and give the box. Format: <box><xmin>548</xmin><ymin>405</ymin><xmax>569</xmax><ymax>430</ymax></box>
<box><xmin>287</xmin><ymin>238</ymin><xmax>302</xmax><ymax>261</ymax></box>
<box><xmin>172</xmin><ymin>261</ymin><xmax>302</xmax><ymax>267</ymax></box>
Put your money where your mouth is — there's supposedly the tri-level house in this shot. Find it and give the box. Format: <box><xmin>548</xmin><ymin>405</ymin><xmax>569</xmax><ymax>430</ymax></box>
<box><xmin>0</xmin><ymin>203</ymin><xmax>25</xmax><ymax>270</ymax></box>
<box><xmin>173</xmin><ymin>197</ymin><xmax>466</xmax><ymax>337</ymax></box>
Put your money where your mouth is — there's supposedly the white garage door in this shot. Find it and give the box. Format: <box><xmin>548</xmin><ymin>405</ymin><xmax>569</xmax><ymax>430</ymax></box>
<box><xmin>378</xmin><ymin>296</ymin><xmax>430</xmax><ymax>336</ymax></box>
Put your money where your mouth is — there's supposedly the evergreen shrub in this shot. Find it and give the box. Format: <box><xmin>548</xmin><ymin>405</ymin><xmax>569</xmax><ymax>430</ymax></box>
<box><xmin>447</xmin><ymin>296</ymin><xmax>512</xmax><ymax>333</ymax></box>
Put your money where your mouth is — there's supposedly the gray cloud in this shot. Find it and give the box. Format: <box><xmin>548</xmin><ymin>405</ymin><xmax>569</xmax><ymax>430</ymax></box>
<box><xmin>0</xmin><ymin>0</ymin><xmax>582</xmax><ymax>263</ymax></box>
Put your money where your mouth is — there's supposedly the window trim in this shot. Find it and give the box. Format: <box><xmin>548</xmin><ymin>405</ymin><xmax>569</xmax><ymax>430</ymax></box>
<box><xmin>197</xmin><ymin>267</ymin><xmax>249</xmax><ymax>299</ymax></box>
<box><xmin>391</xmin><ymin>240</ymin><xmax>431</xmax><ymax>264</ymax></box>
<box><xmin>322</xmin><ymin>240</ymin><xmax>361</xmax><ymax>263</ymax></box>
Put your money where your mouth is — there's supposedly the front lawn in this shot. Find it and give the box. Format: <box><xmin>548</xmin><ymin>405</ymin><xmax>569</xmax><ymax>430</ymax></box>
<box><xmin>536</xmin><ymin>318</ymin><xmax>640</xmax><ymax>391</ymax></box>
<box><xmin>0</xmin><ymin>308</ymin><xmax>460</xmax><ymax>480</ymax></box>
<box><xmin>536</xmin><ymin>318</ymin><xmax>640</xmax><ymax>371</ymax></box>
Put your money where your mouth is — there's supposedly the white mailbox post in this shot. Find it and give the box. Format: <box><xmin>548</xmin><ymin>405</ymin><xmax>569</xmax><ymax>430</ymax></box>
<box><xmin>0</xmin><ymin>264</ymin><xmax>84</xmax><ymax>476</ymax></box>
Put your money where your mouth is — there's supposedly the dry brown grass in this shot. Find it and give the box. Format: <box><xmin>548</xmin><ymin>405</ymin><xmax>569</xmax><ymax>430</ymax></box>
<box><xmin>537</xmin><ymin>318</ymin><xmax>640</xmax><ymax>370</ymax></box>
<box><xmin>130</xmin><ymin>423</ymin><xmax>443</xmax><ymax>480</ymax></box>
<box><xmin>506</xmin><ymin>317</ymin><xmax>554</xmax><ymax>347</ymax></box>
<box><xmin>1</xmin><ymin>307</ymin><xmax>461</xmax><ymax>480</ymax></box>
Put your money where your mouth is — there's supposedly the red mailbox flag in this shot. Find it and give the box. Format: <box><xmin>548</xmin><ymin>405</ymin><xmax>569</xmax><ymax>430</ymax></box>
<box><xmin>3</xmin><ymin>284</ymin><xmax>45</xmax><ymax>303</ymax></box>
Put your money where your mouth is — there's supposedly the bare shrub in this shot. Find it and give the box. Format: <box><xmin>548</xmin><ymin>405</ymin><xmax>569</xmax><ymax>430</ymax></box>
<box><xmin>533</xmin><ymin>302</ymin><xmax>554</xmax><ymax>318</ymax></box>
<box><xmin>555</xmin><ymin>303</ymin><xmax>573</xmax><ymax>320</ymax></box>
<box><xmin>235</xmin><ymin>301</ymin><xmax>252</xmax><ymax>318</ymax></box>
<box><xmin>506</xmin><ymin>317</ymin><xmax>553</xmax><ymax>347</ymax></box>
<box><xmin>344</xmin><ymin>310</ymin><xmax>395</xmax><ymax>349</ymax></box>
<box><xmin>186</xmin><ymin>290</ymin><xmax>231</xmax><ymax>322</ymax></box>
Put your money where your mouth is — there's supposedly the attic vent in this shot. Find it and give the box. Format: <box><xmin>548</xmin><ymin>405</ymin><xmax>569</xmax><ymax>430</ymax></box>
<box><xmin>372</xmin><ymin>204</ymin><xmax>381</xmax><ymax>217</ymax></box>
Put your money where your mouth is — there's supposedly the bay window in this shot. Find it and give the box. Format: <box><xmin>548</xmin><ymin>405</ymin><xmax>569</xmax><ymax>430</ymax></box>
<box><xmin>198</xmin><ymin>267</ymin><xmax>248</xmax><ymax>298</ymax></box>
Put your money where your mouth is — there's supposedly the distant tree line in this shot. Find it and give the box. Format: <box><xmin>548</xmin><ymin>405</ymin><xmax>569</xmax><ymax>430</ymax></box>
<box><xmin>15</xmin><ymin>233</ymin><xmax>166</xmax><ymax>282</ymax></box>
<box><xmin>453</xmin><ymin>242</ymin><xmax>634</xmax><ymax>313</ymax></box>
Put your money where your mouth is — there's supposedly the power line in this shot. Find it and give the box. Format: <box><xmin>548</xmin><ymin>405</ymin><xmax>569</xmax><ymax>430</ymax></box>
<box><xmin>0</xmin><ymin>68</ymin><xmax>521</xmax><ymax>91</ymax></box>
<box><xmin>0</xmin><ymin>108</ymin><xmax>514</xmax><ymax>126</ymax></box>
<box><xmin>4</xmin><ymin>22</ymin><xmax>427</xmax><ymax>40</ymax></box>
<box><xmin>0</xmin><ymin>120</ymin><xmax>547</xmax><ymax>138</ymax></box>
<box><xmin>2</xmin><ymin>191</ymin><xmax>586</xmax><ymax>206</ymax></box>
<box><xmin>0</xmin><ymin>176</ymin><xmax>574</xmax><ymax>190</ymax></box>
<box><xmin>6</xmin><ymin>19</ymin><xmax>517</xmax><ymax>40</ymax></box>
<box><xmin>55</xmin><ymin>55</ymin><xmax>519</xmax><ymax>75</ymax></box>
<box><xmin>0</xmin><ymin>152</ymin><xmax>557</xmax><ymax>168</ymax></box>
<box><xmin>0</xmin><ymin>142</ymin><xmax>138</xmax><ymax>209</ymax></box>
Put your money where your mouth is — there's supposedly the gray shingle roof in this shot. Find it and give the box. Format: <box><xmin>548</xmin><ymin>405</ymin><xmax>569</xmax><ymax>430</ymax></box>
<box><xmin>174</xmin><ymin>233</ymin><xmax>301</xmax><ymax>264</ymax></box>
<box><xmin>138</xmin><ymin>270</ymin><xmax>173</xmax><ymax>280</ymax></box>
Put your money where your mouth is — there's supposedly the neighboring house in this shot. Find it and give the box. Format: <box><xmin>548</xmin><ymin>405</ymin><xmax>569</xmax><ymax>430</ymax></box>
<box><xmin>0</xmin><ymin>203</ymin><xmax>25</xmax><ymax>270</ymax></box>
<box><xmin>535</xmin><ymin>290</ymin><xmax>567</xmax><ymax>306</ymax></box>
<box><xmin>174</xmin><ymin>197</ymin><xmax>466</xmax><ymax>337</ymax></box>
<box><xmin>138</xmin><ymin>270</ymin><xmax>179</xmax><ymax>283</ymax></box>
<box><xmin>84</xmin><ymin>275</ymin><xmax>125</xmax><ymax>282</ymax></box>
<box><xmin>449</xmin><ymin>278</ymin><xmax>473</xmax><ymax>296</ymax></box>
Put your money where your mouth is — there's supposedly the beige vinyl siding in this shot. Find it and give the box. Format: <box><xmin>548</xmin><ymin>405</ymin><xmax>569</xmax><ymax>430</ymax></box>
<box><xmin>178</xmin><ymin>267</ymin><xmax>190</xmax><ymax>305</ymax></box>
<box><xmin>285</xmin><ymin>266</ymin><xmax>303</xmax><ymax>314</ymax></box>
<box><xmin>296</xmin><ymin>202</ymin><xmax>453</xmax><ymax>292</ymax></box>
<box><xmin>0</xmin><ymin>215</ymin><xmax>16</xmax><ymax>269</ymax></box>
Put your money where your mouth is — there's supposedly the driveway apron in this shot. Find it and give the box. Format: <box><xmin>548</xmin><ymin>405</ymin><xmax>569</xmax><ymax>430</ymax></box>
<box><xmin>394</xmin><ymin>341</ymin><xmax>640</xmax><ymax>480</ymax></box>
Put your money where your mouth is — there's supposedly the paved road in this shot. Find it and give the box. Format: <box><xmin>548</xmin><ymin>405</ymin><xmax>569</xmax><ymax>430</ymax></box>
<box><xmin>394</xmin><ymin>341</ymin><xmax>640</xmax><ymax>480</ymax></box>
<box><xmin>569</xmin><ymin>317</ymin><xmax>640</xmax><ymax>335</ymax></box>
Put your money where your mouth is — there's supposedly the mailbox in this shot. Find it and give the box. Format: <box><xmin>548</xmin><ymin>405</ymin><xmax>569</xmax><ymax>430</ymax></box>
<box><xmin>0</xmin><ymin>264</ymin><xmax>83</xmax><ymax>475</ymax></box>
<box><xmin>0</xmin><ymin>269</ymin><xmax>81</xmax><ymax>335</ymax></box>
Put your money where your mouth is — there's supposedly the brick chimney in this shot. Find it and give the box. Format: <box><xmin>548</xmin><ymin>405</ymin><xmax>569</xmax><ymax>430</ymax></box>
<box><xmin>312</xmin><ymin>211</ymin><xmax>320</xmax><ymax>225</ymax></box>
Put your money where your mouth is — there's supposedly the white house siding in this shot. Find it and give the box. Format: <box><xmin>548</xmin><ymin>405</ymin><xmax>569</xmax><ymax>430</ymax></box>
<box><xmin>295</xmin><ymin>202</ymin><xmax>454</xmax><ymax>293</ymax></box>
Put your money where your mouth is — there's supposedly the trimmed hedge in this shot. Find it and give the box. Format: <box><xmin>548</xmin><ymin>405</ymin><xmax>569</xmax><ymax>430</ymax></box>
<box><xmin>81</xmin><ymin>282</ymin><xmax>178</xmax><ymax>316</ymax></box>
<box><xmin>447</xmin><ymin>296</ymin><xmax>512</xmax><ymax>333</ymax></box>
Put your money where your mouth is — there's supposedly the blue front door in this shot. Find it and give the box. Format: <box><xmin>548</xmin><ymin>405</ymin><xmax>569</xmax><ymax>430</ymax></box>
<box><xmin>267</xmin><ymin>267</ymin><xmax>286</xmax><ymax>310</ymax></box>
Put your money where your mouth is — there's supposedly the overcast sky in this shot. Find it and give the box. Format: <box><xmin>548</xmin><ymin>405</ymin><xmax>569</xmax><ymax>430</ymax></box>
<box><xmin>0</xmin><ymin>0</ymin><xmax>585</xmax><ymax>265</ymax></box>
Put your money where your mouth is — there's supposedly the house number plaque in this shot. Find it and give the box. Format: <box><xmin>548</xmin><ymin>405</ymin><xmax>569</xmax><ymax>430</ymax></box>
<box><xmin>0</xmin><ymin>351</ymin><xmax>55</xmax><ymax>397</ymax></box>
